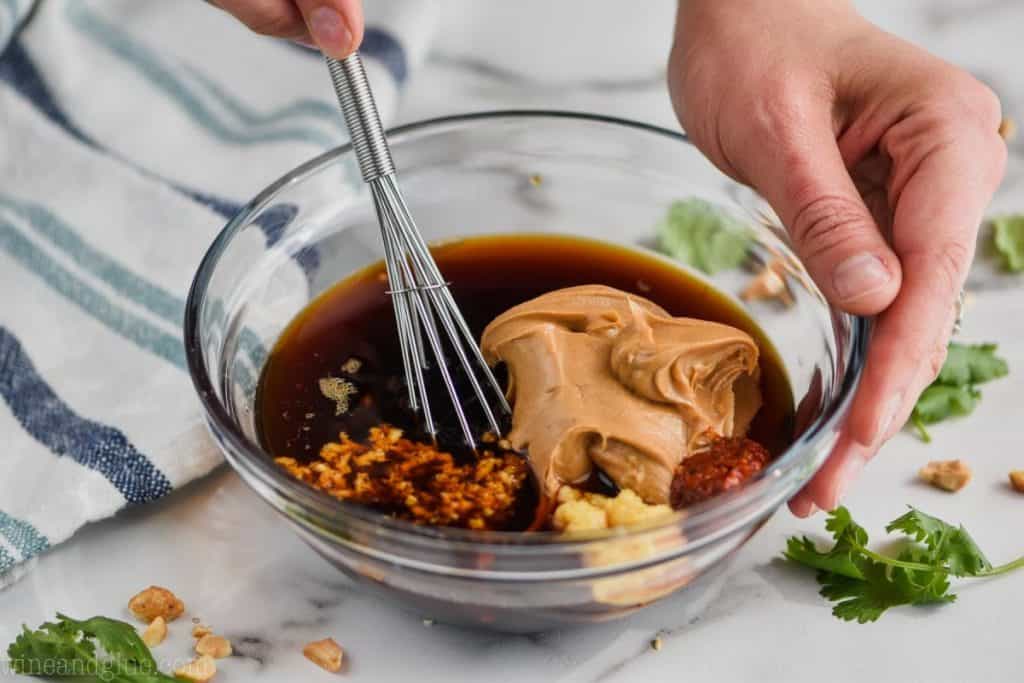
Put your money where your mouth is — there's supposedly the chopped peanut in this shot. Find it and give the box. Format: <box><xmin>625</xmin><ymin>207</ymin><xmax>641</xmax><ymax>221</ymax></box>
<box><xmin>740</xmin><ymin>259</ymin><xmax>793</xmax><ymax>307</ymax></box>
<box><xmin>195</xmin><ymin>634</ymin><xmax>233</xmax><ymax>659</ymax></box>
<box><xmin>999</xmin><ymin>117</ymin><xmax>1017</xmax><ymax>141</ymax></box>
<box><xmin>1009</xmin><ymin>470</ymin><xmax>1024</xmax><ymax>493</ymax></box>
<box><xmin>192</xmin><ymin>624</ymin><xmax>212</xmax><ymax>639</ymax></box>
<box><xmin>651</xmin><ymin>636</ymin><xmax>663</xmax><ymax>651</ymax></box>
<box><xmin>304</xmin><ymin>638</ymin><xmax>344</xmax><ymax>673</ymax></box>
<box><xmin>128</xmin><ymin>586</ymin><xmax>184</xmax><ymax>623</ymax></box>
<box><xmin>140</xmin><ymin>616</ymin><xmax>167</xmax><ymax>647</ymax></box>
<box><xmin>919</xmin><ymin>459</ymin><xmax>972</xmax><ymax>492</ymax></box>
<box><xmin>174</xmin><ymin>655</ymin><xmax>217</xmax><ymax>682</ymax></box>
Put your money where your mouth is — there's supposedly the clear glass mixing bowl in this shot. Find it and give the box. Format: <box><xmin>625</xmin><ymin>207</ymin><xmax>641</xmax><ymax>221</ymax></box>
<box><xmin>184</xmin><ymin>111</ymin><xmax>867</xmax><ymax>632</ymax></box>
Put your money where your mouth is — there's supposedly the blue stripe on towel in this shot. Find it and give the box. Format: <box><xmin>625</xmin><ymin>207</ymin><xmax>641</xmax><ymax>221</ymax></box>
<box><xmin>0</xmin><ymin>326</ymin><xmax>173</xmax><ymax>504</ymax></box>
<box><xmin>362</xmin><ymin>27</ymin><xmax>408</xmax><ymax>84</ymax></box>
<box><xmin>0</xmin><ymin>545</ymin><xmax>14</xmax><ymax>574</ymax></box>
<box><xmin>181</xmin><ymin>64</ymin><xmax>342</xmax><ymax>135</ymax></box>
<box><xmin>0</xmin><ymin>217</ymin><xmax>187</xmax><ymax>368</ymax></box>
<box><xmin>0</xmin><ymin>508</ymin><xmax>49</xmax><ymax>562</ymax></box>
<box><xmin>0</xmin><ymin>41</ymin><xmax>319</xmax><ymax>277</ymax></box>
<box><xmin>68</xmin><ymin>3</ymin><xmax>339</xmax><ymax>148</ymax></box>
<box><xmin>0</xmin><ymin>195</ymin><xmax>186</xmax><ymax>326</ymax></box>
<box><xmin>0</xmin><ymin>39</ymin><xmax>242</xmax><ymax>220</ymax></box>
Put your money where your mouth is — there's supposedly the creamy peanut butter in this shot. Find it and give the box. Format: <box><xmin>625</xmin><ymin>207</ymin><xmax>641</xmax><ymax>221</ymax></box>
<box><xmin>481</xmin><ymin>285</ymin><xmax>761</xmax><ymax>505</ymax></box>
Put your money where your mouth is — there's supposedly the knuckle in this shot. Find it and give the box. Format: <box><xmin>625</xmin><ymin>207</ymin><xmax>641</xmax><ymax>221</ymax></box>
<box><xmin>245</xmin><ymin>11</ymin><xmax>303</xmax><ymax>37</ymax></box>
<box><xmin>973</xmin><ymin>83</ymin><xmax>1003</xmax><ymax>127</ymax></box>
<box><xmin>926</xmin><ymin>342</ymin><xmax>950</xmax><ymax>382</ymax></box>
<box><xmin>747</xmin><ymin>88</ymin><xmax>807</xmax><ymax>142</ymax></box>
<box><xmin>929</xmin><ymin>241</ymin><xmax>971</xmax><ymax>299</ymax></box>
<box><xmin>789</xmin><ymin>194</ymin><xmax>870</xmax><ymax>260</ymax></box>
<box><xmin>928</xmin><ymin>71</ymin><xmax>1002</xmax><ymax>130</ymax></box>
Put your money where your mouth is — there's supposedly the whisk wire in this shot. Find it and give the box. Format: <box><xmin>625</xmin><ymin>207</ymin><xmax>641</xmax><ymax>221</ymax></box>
<box><xmin>377</xmin><ymin>176</ymin><xmax>506</xmax><ymax>437</ymax></box>
<box><xmin>382</xmin><ymin>176</ymin><xmax>513</xmax><ymax>417</ymax></box>
<box><xmin>326</xmin><ymin>53</ymin><xmax>511</xmax><ymax>450</ymax></box>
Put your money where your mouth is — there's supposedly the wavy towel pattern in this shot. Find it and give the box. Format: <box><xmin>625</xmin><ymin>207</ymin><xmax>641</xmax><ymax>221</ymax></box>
<box><xmin>0</xmin><ymin>0</ymin><xmax>430</xmax><ymax>579</ymax></box>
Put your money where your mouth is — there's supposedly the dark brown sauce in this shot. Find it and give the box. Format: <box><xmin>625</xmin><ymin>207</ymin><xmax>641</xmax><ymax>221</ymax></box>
<box><xmin>256</xmin><ymin>234</ymin><xmax>795</xmax><ymax>528</ymax></box>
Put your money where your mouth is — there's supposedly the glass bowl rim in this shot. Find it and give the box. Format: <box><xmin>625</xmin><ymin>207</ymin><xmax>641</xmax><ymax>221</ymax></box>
<box><xmin>184</xmin><ymin>109</ymin><xmax>868</xmax><ymax>553</ymax></box>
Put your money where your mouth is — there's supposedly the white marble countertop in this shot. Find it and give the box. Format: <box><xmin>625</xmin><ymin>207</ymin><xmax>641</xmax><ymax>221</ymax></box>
<box><xmin>3</xmin><ymin>1</ymin><xmax>1024</xmax><ymax>681</ymax></box>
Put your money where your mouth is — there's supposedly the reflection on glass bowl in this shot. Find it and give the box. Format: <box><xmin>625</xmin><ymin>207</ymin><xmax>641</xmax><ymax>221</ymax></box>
<box><xmin>184</xmin><ymin>111</ymin><xmax>866</xmax><ymax>632</ymax></box>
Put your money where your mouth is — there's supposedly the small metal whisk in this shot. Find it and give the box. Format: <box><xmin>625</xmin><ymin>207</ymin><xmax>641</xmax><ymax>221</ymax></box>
<box><xmin>325</xmin><ymin>53</ymin><xmax>510</xmax><ymax>449</ymax></box>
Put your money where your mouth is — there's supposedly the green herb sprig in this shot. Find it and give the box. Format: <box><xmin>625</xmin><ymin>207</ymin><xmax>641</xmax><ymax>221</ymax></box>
<box><xmin>992</xmin><ymin>214</ymin><xmax>1024</xmax><ymax>273</ymax></box>
<box><xmin>910</xmin><ymin>342</ymin><xmax>1008</xmax><ymax>442</ymax></box>
<box><xmin>785</xmin><ymin>506</ymin><xmax>1024</xmax><ymax>623</ymax></box>
<box><xmin>6</xmin><ymin>614</ymin><xmax>177</xmax><ymax>681</ymax></box>
<box><xmin>656</xmin><ymin>198</ymin><xmax>752</xmax><ymax>275</ymax></box>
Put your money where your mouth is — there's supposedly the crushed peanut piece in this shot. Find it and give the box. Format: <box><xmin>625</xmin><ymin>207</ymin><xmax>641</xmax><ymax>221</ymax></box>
<box><xmin>196</xmin><ymin>633</ymin><xmax>233</xmax><ymax>659</ymax></box>
<box><xmin>319</xmin><ymin>377</ymin><xmax>358</xmax><ymax>415</ymax></box>
<box><xmin>529</xmin><ymin>173</ymin><xmax>543</xmax><ymax>187</ymax></box>
<box><xmin>275</xmin><ymin>426</ymin><xmax>530</xmax><ymax>530</ymax></box>
<box><xmin>174</xmin><ymin>655</ymin><xmax>217</xmax><ymax>683</ymax></box>
<box><xmin>919</xmin><ymin>459</ymin><xmax>972</xmax><ymax>492</ymax></box>
<box><xmin>741</xmin><ymin>259</ymin><xmax>793</xmax><ymax>307</ymax></box>
<box><xmin>140</xmin><ymin>616</ymin><xmax>167</xmax><ymax>647</ymax></box>
<box><xmin>422</xmin><ymin>618</ymin><xmax>434</xmax><ymax>627</ymax></box>
<box><xmin>192</xmin><ymin>624</ymin><xmax>212</xmax><ymax>639</ymax></box>
<box><xmin>128</xmin><ymin>586</ymin><xmax>184</xmax><ymax>623</ymax></box>
<box><xmin>1000</xmin><ymin>117</ymin><xmax>1017</xmax><ymax>141</ymax></box>
<box><xmin>552</xmin><ymin>487</ymin><xmax>673</xmax><ymax>532</ymax></box>
<box><xmin>1009</xmin><ymin>470</ymin><xmax>1024</xmax><ymax>493</ymax></box>
<box><xmin>651</xmin><ymin>636</ymin><xmax>663</xmax><ymax>651</ymax></box>
<box><xmin>341</xmin><ymin>357</ymin><xmax>363</xmax><ymax>374</ymax></box>
<box><xmin>303</xmin><ymin>638</ymin><xmax>344</xmax><ymax>673</ymax></box>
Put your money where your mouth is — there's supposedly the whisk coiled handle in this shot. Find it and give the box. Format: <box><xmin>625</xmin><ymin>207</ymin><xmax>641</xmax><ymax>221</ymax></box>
<box><xmin>326</xmin><ymin>53</ymin><xmax>395</xmax><ymax>182</ymax></box>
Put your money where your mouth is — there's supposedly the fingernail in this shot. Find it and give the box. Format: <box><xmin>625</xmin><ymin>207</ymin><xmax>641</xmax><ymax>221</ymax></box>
<box><xmin>878</xmin><ymin>391</ymin><xmax>904</xmax><ymax>442</ymax></box>
<box><xmin>308</xmin><ymin>6</ymin><xmax>352</xmax><ymax>55</ymax></box>
<box><xmin>826</xmin><ymin>453</ymin><xmax>865</xmax><ymax>509</ymax></box>
<box><xmin>789</xmin><ymin>496</ymin><xmax>815</xmax><ymax>517</ymax></box>
<box><xmin>832</xmin><ymin>253</ymin><xmax>891</xmax><ymax>301</ymax></box>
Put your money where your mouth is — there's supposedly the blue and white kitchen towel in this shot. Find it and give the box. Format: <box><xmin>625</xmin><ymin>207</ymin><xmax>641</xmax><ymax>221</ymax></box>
<box><xmin>0</xmin><ymin>0</ymin><xmax>437</xmax><ymax>585</ymax></box>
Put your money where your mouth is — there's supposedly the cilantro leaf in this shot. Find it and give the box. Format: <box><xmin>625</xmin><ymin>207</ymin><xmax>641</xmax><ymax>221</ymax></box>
<box><xmin>992</xmin><ymin>214</ymin><xmax>1024</xmax><ymax>273</ymax></box>
<box><xmin>784</xmin><ymin>508</ymin><xmax>870</xmax><ymax>580</ymax></box>
<box><xmin>656</xmin><ymin>198</ymin><xmax>751</xmax><ymax>274</ymax></box>
<box><xmin>886</xmin><ymin>508</ymin><xmax>991</xmax><ymax>577</ymax></box>
<box><xmin>7</xmin><ymin>619</ymin><xmax>96</xmax><ymax>676</ymax></box>
<box><xmin>816</xmin><ymin>560</ymin><xmax>949</xmax><ymax>623</ymax></box>
<box><xmin>911</xmin><ymin>384</ymin><xmax>980</xmax><ymax>425</ymax></box>
<box><xmin>785</xmin><ymin>505</ymin><xmax>1024</xmax><ymax>623</ymax></box>
<box><xmin>908</xmin><ymin>342</ymin><xmax>1008</xmax><ymax>441</ymax></box>
<box><xmin>6</xmin><ymin>614</ymin><xmax>176</xmax><ymax>681</ymax></box>
<box><xmin>937</xmin><ymin>343</ymin><xmax>1009</xmax><ymax>387</ymax></box>
<box><xmin>784</xmin><ymin>536</ymin><xmax>864</xmax><ymax>580</ymax></box>
<box><xmin>824</xmin><ymin>506</ymin><xmax>868</xmax><ymax>546</ymax></box>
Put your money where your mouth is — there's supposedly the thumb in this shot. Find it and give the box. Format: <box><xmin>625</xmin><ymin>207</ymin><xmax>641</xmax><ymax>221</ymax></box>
<box><xmin>295</xmin><ymin>0</ymin><xmax>365</xmax><ymax>60</ymax></box>
<box><xmin>740</xmin><ymin>118</ymin><xmax>902</xmax><ymax>316</ymax></box>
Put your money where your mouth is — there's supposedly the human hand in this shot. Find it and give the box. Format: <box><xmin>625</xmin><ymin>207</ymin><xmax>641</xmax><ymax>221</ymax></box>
<box><xmin>208</xmin><ymin>0</ymin><xmax>364</xmax><ymax>59</ymax></box>
<box><xmin>669</xmin><ymin>0</ymin><xmax>1007</xmax><ymax>515</ymax></box>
